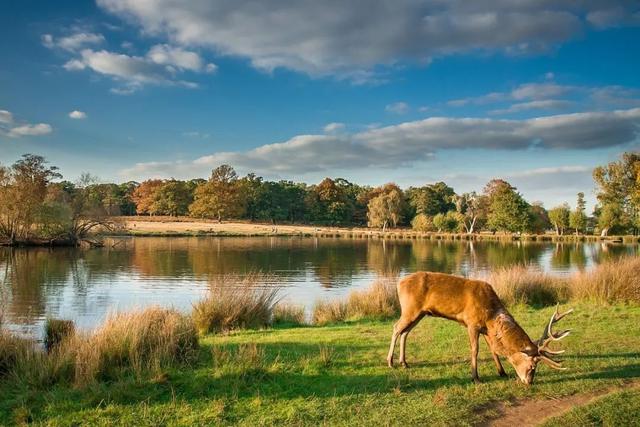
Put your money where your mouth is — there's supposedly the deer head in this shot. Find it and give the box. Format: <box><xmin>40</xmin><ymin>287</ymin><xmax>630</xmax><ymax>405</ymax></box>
<box><xmin>510</xmin><ymin>305</ymin><xmax>573</xmax><ymax>385</ymax></box>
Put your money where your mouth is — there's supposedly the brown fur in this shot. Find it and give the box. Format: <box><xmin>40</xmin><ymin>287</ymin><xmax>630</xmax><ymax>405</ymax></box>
<box><xmin>387</xmin><ymin>272</ymin><xmax>538</xmax><ymax>383</ymax></box>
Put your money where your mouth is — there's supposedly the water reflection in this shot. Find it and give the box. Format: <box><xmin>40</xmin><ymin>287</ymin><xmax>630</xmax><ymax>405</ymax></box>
<box><xmin>0</xmin><ymin>237</ymin><xmax>638</xmax><ymax>334</ymax></box>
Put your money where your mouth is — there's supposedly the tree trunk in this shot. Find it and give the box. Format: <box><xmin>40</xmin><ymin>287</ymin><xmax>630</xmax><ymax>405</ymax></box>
<box><xmin>600</xmin><ymin>227</ymin><xmax>609</xmax><ymax>237</ymax></box>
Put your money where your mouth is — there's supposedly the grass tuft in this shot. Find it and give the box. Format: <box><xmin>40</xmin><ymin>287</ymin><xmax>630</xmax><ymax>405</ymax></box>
<box><xmin>272</xmin><ymin>303</ymin><xmax>306</xmax><ymax>326</ymax></box>
<box><xmin>192</xmin><ymin>273</ymin><xmax>281</xmax><ymax>334</ymax></box>
<box><xmin>485</xmin><ymin>265</ymin><xmax>568</xmax><ymax>307</ymax></box>
<box><xmin>570</xmin><ymin>256</ymin><xmax>640</xmax><ymax>304</ymax></box>
<box><xmin>44</xmin><ymin>319</ymin><xmax>75</xmax><ymax>353</ymax></box>
<box><xmin>312</xmin><ymin>276</ymin><xmax>399</xmax><ymax>325</ymax></box>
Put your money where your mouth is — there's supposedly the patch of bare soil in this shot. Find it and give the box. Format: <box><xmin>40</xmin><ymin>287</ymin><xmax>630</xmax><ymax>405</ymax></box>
<box><xmin>482</xmin><ymin>379</ymin><xmax>640</xmax><ymax>427</ymax></box>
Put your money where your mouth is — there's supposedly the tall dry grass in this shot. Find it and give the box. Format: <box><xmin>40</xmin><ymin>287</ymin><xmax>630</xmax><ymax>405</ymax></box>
<box><xmin>483</xmin><ymin>256</ymin><xmax>640</xmax><ymax>306</ymax></box>
<box><xmin>570</xmin><ymin>256</ymin><xmax>640</xmax><ymax>304</ymax></box>
<box><xmin>192</xmin><ymin>273</ymin><xmax>281</xmax><ymax>334</ymax></box>
<box><xmin>0</xmin><ymin>307</ymin><xmax>198</xmax><ymax>387</ymax></box>
<box><xmin>272</xmin><ymin>303</ymin><xmax>306</xmax><ymax>326</ymax></box>
<box><xmin>485</xmin><ymin>265</ymin><xmax>569</xmax><ymax>307</ymax></box>
<box><xmin>313</xmin><ymin>276</ymin><xmax>399</xmax><ymax>325</ymax></box>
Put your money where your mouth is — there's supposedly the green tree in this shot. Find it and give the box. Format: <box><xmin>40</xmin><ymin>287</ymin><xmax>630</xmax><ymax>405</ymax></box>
<box><xmin>569</xmin><ymin>192</ymin><xmax>587</xmax><ymax>235</ymax></box>
<box><xmin>593</xmin><ymin>152</ymin><xmax>640</xmax><ymax>235</ymax></box>
<box><xmin>407</xmin><ymin>182</ymin><xmax>455</xmax><ymax>216</ymax></box>
<box><xmin>484</xmin><ymin>180</ymin><xmax>530</xmax><ymax>233</ymax></box>
<box><xmin>189</xmin><ymin>165</ymin><xmax>246</xmax><ymax>221</ymax></box>
<box><xmin>367</xmin><ymin>188</ymin><xmax>403</xmax><ymax>231</ymax></box>
<box><xmin>548</xmin><ymin>204</ymin><xmax>570</xmax><ymax>236</ymax></box>
<box><xmin>452</xmin><ymin>192</ymin><xmax>488</xmax><ymax>233</ymax></box>
<box><xmin>152</xmin><ymin>180</ymin><xmax>192</xmax><ymax>216</ymax></box>
<box><xmin>528</xmin><ymin>202</ymin><xmax>551</xmax><ymax>234</ymax></box>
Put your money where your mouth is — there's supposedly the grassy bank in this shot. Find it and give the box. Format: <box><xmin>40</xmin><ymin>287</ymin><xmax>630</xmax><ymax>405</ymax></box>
<box><xmin>1</xmin><ymin>305</ymin><xmax>639</xmax><ymax>426</ymax></box>
<box><xmin>108</xmin><ymin>216</ymin><xmax>640</xmax><ymax>242</ymax></box>
<box><xmin>1</xmin><ymin>259</ymin><xmax>640</xmax><ymax>425</ymax></box>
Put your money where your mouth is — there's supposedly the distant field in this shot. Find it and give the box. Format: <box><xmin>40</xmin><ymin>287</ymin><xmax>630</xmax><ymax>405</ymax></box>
<box><xmin>2</xmin><ymin>304</ymin><xmax>639</xmax><ymax>426</ymax></box>
<box><xmin>110</xmin><ymin>216</ymin><xmax>640</xmax><ymax>242</ymax></box>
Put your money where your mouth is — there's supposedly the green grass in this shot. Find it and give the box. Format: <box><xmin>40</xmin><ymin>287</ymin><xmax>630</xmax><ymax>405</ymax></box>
<box><xmin>542</xmin><ymin>388</ymin><xmax>640</xmax><ymax>426</ymax></box>
<box><xmin>1</xmin><ymin>304</ymin><xmax>639</xmax><ymax>426</ymax></box>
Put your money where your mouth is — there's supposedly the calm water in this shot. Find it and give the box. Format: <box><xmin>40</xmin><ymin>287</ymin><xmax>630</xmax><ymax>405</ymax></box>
<box><xmin>1</xmin><ymin>237</ymin><xmax>638</xmax><ymax>337</ymax></box>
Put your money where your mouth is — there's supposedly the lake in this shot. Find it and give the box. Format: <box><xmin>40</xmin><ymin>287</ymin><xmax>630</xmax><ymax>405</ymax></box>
<box><xmin>1</xmin><ymin>236</ymin><xmax>638</xmax><ymax>338</ymax></box>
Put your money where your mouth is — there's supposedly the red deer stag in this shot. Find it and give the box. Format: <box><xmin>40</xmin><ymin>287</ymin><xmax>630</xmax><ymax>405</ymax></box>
<box><xmin>387</xmin><ymin>272</ymin><xmax>572</xmax><ymax>384</ymax></box>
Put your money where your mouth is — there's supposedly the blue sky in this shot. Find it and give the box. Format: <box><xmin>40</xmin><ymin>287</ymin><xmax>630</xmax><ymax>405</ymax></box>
<box><xmin>1</xmin><ymin>1</ymin><xmax>640</xmax><ymax>210</ymax></box>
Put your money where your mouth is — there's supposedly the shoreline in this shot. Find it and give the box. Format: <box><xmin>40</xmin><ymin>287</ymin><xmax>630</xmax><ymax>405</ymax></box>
<box><xmin>106</xmin><ymin>216</ymin><xmax>640</xmax><ymax>243</ymax></box>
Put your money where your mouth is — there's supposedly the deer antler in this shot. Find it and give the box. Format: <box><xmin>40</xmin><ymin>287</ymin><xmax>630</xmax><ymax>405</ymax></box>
<box><xmin>537</xmin><ymin>304</ymin><xmax>573</xmax><ymax>370</ymax></box>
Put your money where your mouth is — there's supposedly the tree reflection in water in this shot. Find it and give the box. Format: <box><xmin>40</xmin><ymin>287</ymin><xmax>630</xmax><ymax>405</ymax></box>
<box><xmin>0</xmin><ymin>237</ymin><xmax>638</xmax><ymax>334</ymax></box>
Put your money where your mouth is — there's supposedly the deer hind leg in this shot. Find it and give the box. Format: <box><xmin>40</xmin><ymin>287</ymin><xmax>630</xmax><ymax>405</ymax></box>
<box><xmin>483</xmin><ymin>336</ymin><xmax>507</xmax><ymax>377</ymax></box>
<box><xmin>387</xmin><ymin>313</ymin><xmax>422</xmax><ymax>368</ymax></box>
<box><xmin>468</xmin><ymin>326</ymin><xmax>481</xmax><ymax>384</ymax></box>
<box><xmin>398</xmin><ymin>313</ymin><xmax>425</xmax><ymax>368</ymax></box>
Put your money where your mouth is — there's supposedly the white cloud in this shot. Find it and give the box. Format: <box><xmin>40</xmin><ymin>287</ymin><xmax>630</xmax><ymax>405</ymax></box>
<box><xmin>0</xmin><ymin>110</ymin><xmax>14</xmax><ymax>124</ymax></box>
<box><xmin>120</xmin><ymin>108</ymin><xmax>640</xmax><ymax>179</ymax></box>
<box><xmin>489</xmin><ymin>99</ymin><xmax>573</xmax><ymax>115</ymax></box>
<box><xmin>323</xmin><ymin>122</ymin><xmax>345</xmax><ymax>133</ymax></box>
<box><xmin>42</xmin><ymin>32</ymin><xmax>105</xmax><ymax>51</ymax></box>
<box><xmin>68</xmin><ymin>110</ymin><xmax>87</xmax><ymax>119</ymax></box>
<box><xmin>64</xmin><ymin>48</ymin><xmax>202</xmax><ymax>93</ymax></box>
<box><xmin>147</xmin><ymin>44</ymin><xmax>206</xmax><ymax>72</ymax></box>
<box><xmin>511</xmin><ymin>82</ymin><xmax>572</xmax><ymax>100</ymax></box>
<box><xmin>7</xmin><ymin>123</ymin><xmax>53</xmax><ymax>138</ymax></box>
<box><xmin>385</xmin><ymin>102</ymin><xmax>409</xmax><ymax>114</ymax></box>
<box><xmin>0</xmin><ymin>109</ymin><xmax>52</xmax><ymax>138</ymax></box>
<box><xmin>97</xmin><ymin>0</ymin><xmax>640</xmax><ymax>80</ymax></box>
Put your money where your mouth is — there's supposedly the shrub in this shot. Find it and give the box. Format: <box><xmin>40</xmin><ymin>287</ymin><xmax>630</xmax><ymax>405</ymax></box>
<box><xmin>44</xmin><ymin>319</ymin><xmax>75</xmax><ymax>353</ymax></box>
<box><xmin>484</xmin><ymin>265</ymin><xmax>568</xmax><ymax>307</ymax></box>
<box><xmin>273</xmin><ymin>303</ymin><xmax>306</xmax><ymax>326</ymax></box>
<box><xmin>192</xmin><ymin>273</ymin><xmax>281</xmax><ymax>334</ymax></box>
<box><xmin>411</xmin><ymin>214</ymin><xmax>433</xmax><ymax>232</ymax></box>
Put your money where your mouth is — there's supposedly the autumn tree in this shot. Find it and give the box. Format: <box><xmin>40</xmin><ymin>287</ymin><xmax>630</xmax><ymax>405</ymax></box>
<box><xmin>0</xmin><ymin>154</ymin><xmax>62</xmax><ymax>243</ymax></box>
<box><xmin>528</xmin><ymin>202</ymin><xmax>551</xmax><ymax>234</ymax></box>
<box><xmin>569</xmin><ymin>192</ymin><xmax>587</xmax><ymax>235</ymax></box>
<box><xmin>548</xmin><ymin>203</ymin><xmax>571</xmax><ymax>235</ymax></box>
<box><xmin>189</xmin><ymin>165</ymin><xmax>246</xmax><ymax>221</ymax></box>
<box><xmin>132</xmin><ymin>180</ymin><xmax>164</xmax><ymax>215</ymax></box>
<box><xmin>305</xmin><ymin>178</ymin><xmax>354</xmax><ymax>225</ymax></box>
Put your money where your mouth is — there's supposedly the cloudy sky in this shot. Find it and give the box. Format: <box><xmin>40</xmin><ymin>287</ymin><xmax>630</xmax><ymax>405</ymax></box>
<box><xmin>2</xmin><ymin>1</ymin><xmax>640</xmax><ymax>210</ymax></box>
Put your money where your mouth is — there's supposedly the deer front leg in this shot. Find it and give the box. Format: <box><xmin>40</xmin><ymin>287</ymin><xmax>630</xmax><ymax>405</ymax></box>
<box><xmin>468</xmin><ymin>327</ymin><xmax>481</xmax><ymax>384</ymax></box>
<box><xmin>483</xmin><ymin>336</ymin><xmax>507</xmax><ymax>377</ymax></box>
<box><xmin>387</xmin><ymin>317</ymin><xmax>411</xmax><ymax>368</ymax></box>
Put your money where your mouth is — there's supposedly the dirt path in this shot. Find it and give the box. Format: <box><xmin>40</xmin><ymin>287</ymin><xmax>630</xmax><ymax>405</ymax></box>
<box><xmin>483</xmin><ymin>380</ymin><xmax>640</xmax><ymax>427</ymax></box>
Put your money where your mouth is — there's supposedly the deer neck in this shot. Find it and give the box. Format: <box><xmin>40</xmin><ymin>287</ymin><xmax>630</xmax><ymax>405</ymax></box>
<box><xmin>486</xmin><ymin>311</ymin><xmax>536</xmax><ymax>357</ymax></box>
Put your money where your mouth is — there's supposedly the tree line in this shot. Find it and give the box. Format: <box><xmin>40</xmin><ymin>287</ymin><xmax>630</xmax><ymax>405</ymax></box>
<box><xmin>1</xmin><ymin>152</ymin><xmax>639</xmax><ymax>244</ymax></box>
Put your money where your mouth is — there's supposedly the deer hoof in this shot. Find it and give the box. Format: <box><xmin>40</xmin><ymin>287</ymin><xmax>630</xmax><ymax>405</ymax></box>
<box><xmin>472</xmin><ymin>377</ymin><xmax>482</xmax><ymax>384</ymax></box>
<box><xmin>498</xmin><ymin>371</ymin><xmax>508</xmax><ymax>378</ymax></box>
<box><xmin>401</xmin><ymin>361</ymin><xmax>410</xmax><ymax>369</ymax></box>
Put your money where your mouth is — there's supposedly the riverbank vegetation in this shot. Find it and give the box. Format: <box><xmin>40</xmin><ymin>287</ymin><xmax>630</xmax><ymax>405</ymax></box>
<box><xmin>2</xmin><ymin>152</ymin><xmax>639</xmax><ymax>246</ymax></box>
<box><xmin>1</xmin><ymin>258</ymin><xmax>639</xmax><ymax>424</ymax></box>
<box><xmin>1</xmin><ymin>305</ymin><xmax>638</xmax><ymax>425</ymax></box>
